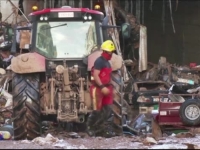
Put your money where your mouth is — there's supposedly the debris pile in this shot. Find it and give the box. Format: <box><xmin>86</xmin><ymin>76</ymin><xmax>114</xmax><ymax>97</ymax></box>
<box><xmin>123</xmin><ymin>56</ymin><xmax>200</xmax><ymax>138</ymax></box>
<box><xmin>125</xmin><ymin>56</ymin><xmax>200</xmax><ymax>86</ymax></box>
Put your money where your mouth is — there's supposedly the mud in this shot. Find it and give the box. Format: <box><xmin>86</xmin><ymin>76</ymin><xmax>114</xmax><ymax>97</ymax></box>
<box><xmin>1</xmin><ymin>130</ymin><xmax>200</xmax><ymax>149</ymax></box>
<box><xmin>0</xmin><ymin>135</ymin><xmax>146</xmax><ymax>149</ymax></box>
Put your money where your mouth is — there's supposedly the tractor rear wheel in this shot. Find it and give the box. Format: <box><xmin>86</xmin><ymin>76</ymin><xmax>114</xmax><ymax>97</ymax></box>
<box><xmin>12</xmin><ymin>73</ymin><xmax>40</xmax><ymax>140</ymax></box>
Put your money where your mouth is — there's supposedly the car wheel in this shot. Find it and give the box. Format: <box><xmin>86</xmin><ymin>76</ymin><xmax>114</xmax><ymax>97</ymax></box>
<box><xmin>179</xmin><ymin>99</ymin><xmax>200</xmax><ymax>126</ymax></box>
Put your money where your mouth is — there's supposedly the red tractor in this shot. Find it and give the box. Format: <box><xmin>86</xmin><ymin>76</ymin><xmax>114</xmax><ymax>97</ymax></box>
<box><xmin>10</xmin><ymin>6</ymin><xmax>130</xmax><ymax>140</ymax></box>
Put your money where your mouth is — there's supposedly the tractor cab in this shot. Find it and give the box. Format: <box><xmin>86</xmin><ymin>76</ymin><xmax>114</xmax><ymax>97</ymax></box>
<box><xmin>29</xmin><ymin>6</ymin><xmax>104</xmax><ymax>59</ymax></box>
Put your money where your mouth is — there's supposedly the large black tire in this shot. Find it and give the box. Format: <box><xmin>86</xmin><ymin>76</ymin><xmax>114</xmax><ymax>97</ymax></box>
<box><xmin>179</xmin><ymin>99</ymin><xmax>200</xmax><ymax>126</ymax></box>
<box><xmin>12</xmin><ymin>73</ymin><xmax>40</xmax><ymax>140</ymax></box>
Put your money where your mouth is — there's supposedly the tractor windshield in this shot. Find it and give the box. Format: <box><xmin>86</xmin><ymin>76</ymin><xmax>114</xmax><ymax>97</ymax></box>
<box><xmin>35</xmin><ymin>21</ymin><xmax>97</xmax><ymax>58</ymax></box>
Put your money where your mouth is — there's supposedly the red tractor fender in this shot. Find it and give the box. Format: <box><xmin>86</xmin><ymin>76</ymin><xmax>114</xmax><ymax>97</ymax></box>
<box><xmin>11</xmin><ymin>52</ymin><xmax>46</xmax><ymax>74</ymax></box>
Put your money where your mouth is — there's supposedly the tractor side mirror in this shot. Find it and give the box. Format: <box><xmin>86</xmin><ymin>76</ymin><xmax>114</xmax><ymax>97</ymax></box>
<box><xmin>121</xmin><ymin>23</ymin><xmax>131</xmax><ymax>39</ymax></box>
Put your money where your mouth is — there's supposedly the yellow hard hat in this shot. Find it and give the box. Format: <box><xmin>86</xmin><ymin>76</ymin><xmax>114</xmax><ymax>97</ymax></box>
<box><xmin>101</xmin><ymin>40</ymin><xmax>116</xmax><ymax>52</ymax></box>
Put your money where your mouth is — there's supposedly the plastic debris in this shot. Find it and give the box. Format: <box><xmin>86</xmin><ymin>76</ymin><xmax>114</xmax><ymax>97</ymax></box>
<box><xmin>0</xmin><ymin>131</ymin><xmax>11</xmax><ymax>140</ymax></box>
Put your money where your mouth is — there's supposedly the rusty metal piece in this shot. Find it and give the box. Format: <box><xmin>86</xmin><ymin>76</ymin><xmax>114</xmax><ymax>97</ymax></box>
<box><xmin>92</xmin><ymin>87</ymin><xmax>97</xmax><ymax>110</ymax></box>
<box><xmin>79</xmin><ymin>78</ymin><xmax>84</xmax><ymax>103</ymax></box>
<box><xmin>84</xmin><ymin>90</ymin><xmax>92</xmax><ymax>110</ymax></box>
<box><xmin>63</xmin><ymin>66</ymin><xmax>71</xmax><ymax>92</ymax></box>
<box><xmin>50</xmin><ymin>78</ymin><xmax>55</xmax><ymax>111</ymax></box>
<box><xmin>151</xmin><ymin>118</ymin><xmax>162</xmax><ymax>140</ymax></box>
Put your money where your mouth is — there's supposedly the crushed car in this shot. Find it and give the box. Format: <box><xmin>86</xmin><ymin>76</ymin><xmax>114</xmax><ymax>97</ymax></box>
<box><xmin>127</xmin><ymin>80</ymin><xmax>170</xmax><ymax>112</ymax></box>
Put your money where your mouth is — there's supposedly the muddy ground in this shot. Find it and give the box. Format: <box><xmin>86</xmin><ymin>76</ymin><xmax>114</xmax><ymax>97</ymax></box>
<box><xmin>0</xmin><ymin>136</ymin><xmax>142</xmax><ymax>149</ymax></box>
<box><xmin>0</xmin><ymin>119</ymin><xmax>200</xmax><ymax>149</ymax></box>
<box><xmin>1</xmin><ymin>131</ymin><xmax>200</xmax><ymax>149</ymax></box>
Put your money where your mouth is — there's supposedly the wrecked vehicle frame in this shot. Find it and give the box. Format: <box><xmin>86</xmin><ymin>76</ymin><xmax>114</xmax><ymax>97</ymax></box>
<box><xmin>129</xmin><ymin>80</ymin><xmax>170</xmax><ymax>111</ymax></box>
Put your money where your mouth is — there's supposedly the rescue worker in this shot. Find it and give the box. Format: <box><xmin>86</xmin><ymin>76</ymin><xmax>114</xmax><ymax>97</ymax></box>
<box><xmin>86</xmin><ymin>40</ymin><xmax>116</xmax><ymax>138</ymax></box>
<box><xmin>0</xmin><ymin>41</ymin><xmax>14</xmax><ymax>69</ymax></box>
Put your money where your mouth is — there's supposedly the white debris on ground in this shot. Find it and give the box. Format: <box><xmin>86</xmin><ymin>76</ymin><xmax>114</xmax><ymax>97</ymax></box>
<box><xmin>32</xmin><ymin>133</ymin><xmax>59</xmax><ymax>146</ymax></box>
<box><xmin>148</xmin><ymin>133</ymin><xmax>200</xmax><ymax>149</ymax></box>
<box><xmin>53</xmin><ymin>140</ymin><xmax>87</xmax><ymax>149</ymax></box>
<box><xmin>149</xmin><ymin>144</ymin><xmax>187</xmax><ymax>149</ymax></box>
<box><xmin>3</xmin><ymin>133</ymin><xmax>200</xmax><ymax>149</ymax></box>
<box><xmin>31</xmin><ymin>133</ymin><xmax>87</xmax><ymax>149</ymax></box>
<box><xmin>20</xmin><ymin>139</ymin><xmax>31</xmax><ymax>144</ymax></box>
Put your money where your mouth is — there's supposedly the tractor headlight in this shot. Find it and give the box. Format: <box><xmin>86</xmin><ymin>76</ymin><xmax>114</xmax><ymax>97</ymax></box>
<box><xmin>88</xmin><ymin>15</ymin><xmax>92</xmax><ymax>20</ymax></box>
<box><xmin>83</xmin><ymin>16</ymin><xmax>87</xmax><ymax>20</ymax></box>
<box><xmin>44</xmin><ymin>16</ymin><xmax>48</xmax><ymax>21</ymax></box>
<box><xmin>40</xmin><ymin>16</ymin><xmax>44</xmax><ymax>20</ymax></box>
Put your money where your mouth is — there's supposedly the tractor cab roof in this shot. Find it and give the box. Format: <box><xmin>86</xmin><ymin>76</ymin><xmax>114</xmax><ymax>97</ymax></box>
<box><xmin>29</xmin><ymin>7</ymin><xmax>104</xmax><ymax>16</ymax></box>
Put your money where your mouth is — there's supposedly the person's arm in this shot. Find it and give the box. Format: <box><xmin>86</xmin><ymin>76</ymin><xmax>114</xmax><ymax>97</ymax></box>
<box><xmin>93</xmin><ymin>58</ymin><xmax>110</xmax><ymax>95</ymax></box>
<box><xmin>93</xmin><ymin>58</ymin><xmax>104</xmax><ymax>88</ymax></box>
<box><xmin>93</xmin><ymin>69</ymin><xmax>103</xmax><ymax>87</ymax></box>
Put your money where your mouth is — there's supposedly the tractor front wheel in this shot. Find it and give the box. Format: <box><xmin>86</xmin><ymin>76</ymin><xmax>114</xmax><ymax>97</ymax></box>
<box><xmin>12</xmin><ymin>73</ymin><xmax>41</xmax><ymax>140</ymax></box>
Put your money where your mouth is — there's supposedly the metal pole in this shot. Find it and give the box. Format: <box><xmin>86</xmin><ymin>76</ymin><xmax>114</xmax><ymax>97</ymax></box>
<box><xmin>79</xmin><ymin>0</ymin><xmax>83</xmax><ymax>7</ymax></box>
<box><xmin>52</xmin><ymin>0</ymin><xmax>54</xmax><ymax>8</ymax></box>
<box><xmin>90</xmin><ymin>0</ymin><xmax>93</xmax><ymax>9</ymax></box>
<box><xmin>142</xmin><ymin>0</ymin><xmax>144</xmax><ymax>24</ymax></box>
<box><xmin>69</xmin><ymin>0</ymin><xmax>74</xmax><ymax>7</ymax></box>
<box><xmin>130</xmin><ymin>0</ymin><xmax>133</xmax><ymax>14</ymax></box>
<box><xmin>44</xmin><ymin>0</ymin><xmax>46</xmax><ymax>9</ymax></box>
<box><xmin>125</xmin><ymin>0</ymin><xmax>129</xmax><ymax>12</ymax></box>
<box><xmin>66</xmin><ymin>0</ymin><xmax>69</xmax><ymax>5</ymax></box>
<box><xmin>49</xmin><ymin>0</ymin><xmax>51</xmax><ymax>8</ymax></box>
<box><xmin>136</xmin><ymin>0</ymin><xmax>140</xmax><ymax>24</ymax></box>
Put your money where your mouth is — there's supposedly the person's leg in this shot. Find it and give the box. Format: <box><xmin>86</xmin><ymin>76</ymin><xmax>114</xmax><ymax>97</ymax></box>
<box><xmin>101</xmin><ymin>104</ymin><xmax>116</xmax><ymax>138</ymax></box>
<box><xmin>86</xmin><ymin>110</ymin><xmax>102</xmax><ymax>136</ymax></box>
<box><xmin>86</xmin><ymin>86</ymin><xmax>104</xmax><ymax>136</ymax></box>
<box><xmin>101</xmin><ymin>85</ymin><xmax>116</xmax><ymax>138</ymax></box>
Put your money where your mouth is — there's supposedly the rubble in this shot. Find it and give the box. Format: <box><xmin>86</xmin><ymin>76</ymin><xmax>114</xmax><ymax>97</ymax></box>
<box><xmin>151</xmin><ymin>119</ymin><xmax>162</xmax><ymax>140</ymax></box>
<box><xmin>142</xmin><ymin>137</ymin><xmax>158</xmax><ymax>145</ymax></box>
<box><xmin>184</xmin><ymin>143</ymin><xmax>200</xmax><ymax>149</ymax></box>
<box><xmin>125</xmin><ymin>56</ymin><xmax>200</xmax><ymax>86</ymax></box>
<box><xmin>31</xmin><ymin>133</ymin><xmax>87</xmax><ymax>149</ymax></box>
<box><xmin>32</xmin><ymin>133</ymin><xmax>59</xmax><ymax>146</ymax></box>
<box><xmin>123</xmin><ymin>56</ymin><xmax>200</xmax><ymax>138</ymax></box>
<box><xmin>175</xmin><ymin>132</ymin><xmax>195</xmax><ymax>138</ymax></box>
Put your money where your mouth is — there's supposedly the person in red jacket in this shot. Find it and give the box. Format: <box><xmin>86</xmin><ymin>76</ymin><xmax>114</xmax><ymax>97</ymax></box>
<box><xmin>86</xmin><ymin>40</ymin><xmax>116</xmax><ymax>138</ymax></box>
